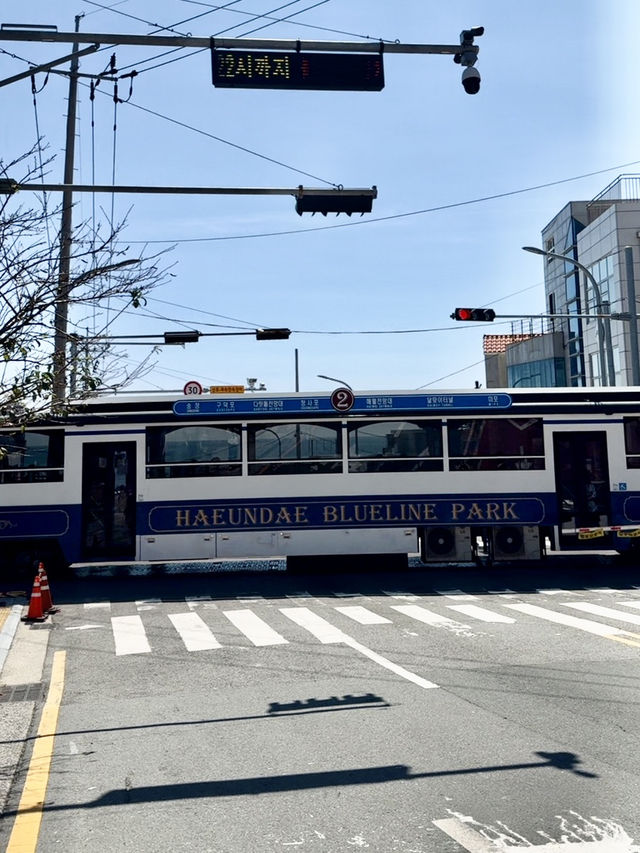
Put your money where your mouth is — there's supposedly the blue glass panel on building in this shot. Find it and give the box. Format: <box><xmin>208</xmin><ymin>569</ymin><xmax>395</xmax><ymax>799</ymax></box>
<box><xmin>507</xmin><ymin>358</ymin><xmax>566</xmax><ymax>388</ymax></box>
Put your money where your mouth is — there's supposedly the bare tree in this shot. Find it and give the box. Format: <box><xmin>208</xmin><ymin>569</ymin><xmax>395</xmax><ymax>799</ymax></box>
<box><xmin>0</xmin><ymin>146</ymin><xmax>173</xmax><ymax>425</ymax></box>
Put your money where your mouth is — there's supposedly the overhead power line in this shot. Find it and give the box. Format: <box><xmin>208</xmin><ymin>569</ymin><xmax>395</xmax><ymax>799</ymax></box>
<box><xmin>122</xmin><ymin>157</ymin><xmax>640</xmax><ymax>244</ymax></box>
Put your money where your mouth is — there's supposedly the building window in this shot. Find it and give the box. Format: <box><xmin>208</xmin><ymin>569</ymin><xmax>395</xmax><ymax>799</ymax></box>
<box><xmin>589</xmin><ymin>352</ymin><xmax>601</xmax><ymax>386</ymax></box>
<box><xmin>586</xmin><ymin>255</ymin><xmax>616</xmax><ymax>318</ymax></box>
<box><xmin>545</xmin><ymin>236</ymin><xmax>555</xmax><ymax>260</ymax></box>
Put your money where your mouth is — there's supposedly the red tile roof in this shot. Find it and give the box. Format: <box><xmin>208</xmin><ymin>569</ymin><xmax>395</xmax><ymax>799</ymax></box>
<box><xmin>483</xmin><ymin>333</ymin><xmax>536</xmax><ymax>354</ymax></box>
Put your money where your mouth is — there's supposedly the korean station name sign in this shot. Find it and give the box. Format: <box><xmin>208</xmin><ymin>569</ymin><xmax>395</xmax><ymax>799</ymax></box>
<box><xmin>173</xmin><ymin>393</ymin><xmax>513</xmax><ymax>417</ymax></box>
<box><xmin>211</xmin><ymin>49</ymin><xmax>384</xmax><ymax>91</ymax></box>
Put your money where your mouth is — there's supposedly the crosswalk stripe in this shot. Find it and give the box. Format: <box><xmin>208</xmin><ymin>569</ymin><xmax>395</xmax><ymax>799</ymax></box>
<box><xmin>381</xmin><ymin>590</ymin><xmax>419</xmax><ymax>600</ymax></box>
<box><xmin>334</xmin><ymin>605</ymin><xmax>392</xmax><ymax>625</ymax></box>
<box><xmin>84</xmin><ymin>601</ymin><xmax>111</xmax><ymax>610</ymax></box>
<box><xmin>223</xmin><ymin>609</ymin><xmax>288</xmax><ymax>646</ymax></box>
<box><xmin>136</xmin><ymin>598</ymin><xmax>161</xmax><ymax>611</ymax></box>
<box><xmin>111</xmin><ymin>615</ymin><xmax>151</xmax><ymax>655</ymax></box>
<box><xmin>584</xmin><ymin>587</ymin><xmax>619</xmax><ymax>594</ymax></box>
<box><xmin>447</xmin><ymin>604</ymin><xmax>515</xmax><ymax>623</ymax></box>
<box><xmin>168</xmin><ymin>612</ymin><xmax>221</xmax><ymax>651</ymax></box>
<box><xmin>280</xmin><ymin>607</ymin><xmax>346</xmax><ymax>643</ymax></box>
<box><xmin>561</xmin><ymin>601</ymin><xmax>640</xmax><ymax>626</ymax></box>
<box><xmin>434</xmin><ymin>589</ymin><xmax>479</xmax><ymax>600</ymax></box>
<box><xmin>186</xmin><ymin>595</ymin><xmax>215</xmax><ymax>609</ymax></box>
<box><xmin>504</xmin><ymin>602</ymin><xmax>628</xmax><ymax>637</ymax></box>
<box><xmin>390</xmin><ymin>604</ymin><xmax>459</xmax><ymax>626</ymax></box>
<box><xmin>535</xmin><ymin>588</ymin><xmax>573</xmax><ymax>596</ymax></box>
<box><xmin>619</xmin><ymin>600</ymin><xmax>640</xmax><ymax>611</ymax></box>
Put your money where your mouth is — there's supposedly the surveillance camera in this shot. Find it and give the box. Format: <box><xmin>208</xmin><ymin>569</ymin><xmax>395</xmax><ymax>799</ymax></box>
<box><xmin>460</xmin><ymin>26</ymin><xmax>485</xmax><ymax>43</ymax></box>
<box><xmin>461</xmin><ymin>66</ymin><xmax>481</xmax><ymax>94</ymax></box>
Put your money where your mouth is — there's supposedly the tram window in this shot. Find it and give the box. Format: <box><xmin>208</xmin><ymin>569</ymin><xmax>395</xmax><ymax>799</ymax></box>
<box><xmin>248</xmin><ymin>422</ymin><xmax>341</xmax><ymax>475</ymax></box>
<box><xmin>624</xmin><ymin>418</ymin><xmax>640</xmax><ymax>467</ymax></box>
<box><xmin>0</xmin><ymin>430</ymin><xmax>64</xmax><ymax>483</ymax></box>
<box><xmin>347</xmin><ymin>420</ymin><xmax>443</xmax><ymax>473</ymax></box>
<box><xmin>447</xmin><ymin>418</ymin><xmax>544</xmax><ymax>471</ymax></box>
<box><xmin>146</xmin><ymin>425</ymin><xmax>241</xmax><ymax>478</ymax></box>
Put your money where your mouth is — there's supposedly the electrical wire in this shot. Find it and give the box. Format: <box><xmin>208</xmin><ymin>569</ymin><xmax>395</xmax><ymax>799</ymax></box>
<box><xmin>87</xmin><ymin>86</ymin><xmax>339</xmax><ymax>185</ymax></box>
<box><xmin>81</xmin><ymin>0</ymin><xmax>196</xmax><ymax>37</ymax></box>
<box><xmin>30</xmin><ymin>76</ymin><xmax>54</xmax><ymax>256</ymax></box>
<box><xmin>415</xmin><ymin>358</ymin><xmax>487</xmax><ymax>389</ymax></box>
<box><xmin>113</xmin><ymin>0</ymin><xmax>333</xmax><ymax>75</ymax></box>
<box><xmin>223</xmin><ymin>0</ymin><xmax>332</xmax><ymax>39</ymax></box>
<box><xmin>123</xmin><ymin>157</ymin><xmax>640</xmax><ymax>244</ymax></box>
<box><xmin>177</xmin><ymin>0</ymin><xmax>392</xmax><ymax>41</ymax></box>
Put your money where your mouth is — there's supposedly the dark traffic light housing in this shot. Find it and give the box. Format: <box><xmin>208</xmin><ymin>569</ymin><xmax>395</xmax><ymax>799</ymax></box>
<box><xmin>451</xmin><ymin>308</ymin><xmax>496</xmax><ymax>322</ymax></box>
<box><xmin>255</xmin><ymin>328</ymin><xmax>291</xmax><ymax>340</ymax></box>
<box><xmin>295</xmin><ymin>186</ymin><xmax>377</xmax><ymax>216</ymax></box>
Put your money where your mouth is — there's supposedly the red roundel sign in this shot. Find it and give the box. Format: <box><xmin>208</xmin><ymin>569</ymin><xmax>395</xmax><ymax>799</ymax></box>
<box><xmin>183</xmin><ymin>380</ymin><xmax>203</xmax><ymax>396</ymax></box>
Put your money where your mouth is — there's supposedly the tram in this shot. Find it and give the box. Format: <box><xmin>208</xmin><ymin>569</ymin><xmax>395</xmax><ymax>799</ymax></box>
<box><xmin>2</xmin><ymin>386</ymin><xmax>640</xmax><ymax>576</ymax></box>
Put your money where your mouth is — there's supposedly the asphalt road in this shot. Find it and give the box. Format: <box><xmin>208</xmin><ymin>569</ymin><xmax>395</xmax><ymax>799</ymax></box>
<box><xmin>3</xmin><ymin>559</ymin><xmax>640</xmax><ymax>852</ymax></box>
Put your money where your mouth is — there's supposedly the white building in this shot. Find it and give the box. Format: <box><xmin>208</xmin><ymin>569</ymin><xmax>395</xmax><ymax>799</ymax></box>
<box><xmin>492</xmin><ymin>176</ymin><xmax>640</xmax><ymax>388</ymax></box>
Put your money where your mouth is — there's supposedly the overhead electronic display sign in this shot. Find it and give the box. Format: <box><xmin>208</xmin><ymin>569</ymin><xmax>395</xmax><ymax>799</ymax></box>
<box><xmin>211</xmin><ymin>49</ymin><xmax>384</xmax><ymax>91</ymax></box>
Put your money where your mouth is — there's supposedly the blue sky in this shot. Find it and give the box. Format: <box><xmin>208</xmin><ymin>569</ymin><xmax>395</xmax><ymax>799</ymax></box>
<box><xmin>1</xmin><ymin>1</ymin><xmax>639</xmax><ymax>394</ymax></box>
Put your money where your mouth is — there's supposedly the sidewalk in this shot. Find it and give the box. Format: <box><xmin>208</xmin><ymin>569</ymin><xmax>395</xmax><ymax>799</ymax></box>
<box><xmin>0</xmin><ymin>598</ymin><xmax>51</xmax><ymax>819</ymax></box>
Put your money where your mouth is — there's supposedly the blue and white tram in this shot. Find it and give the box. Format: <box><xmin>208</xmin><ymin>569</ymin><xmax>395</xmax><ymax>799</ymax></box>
<box><xmin>2</xmin><ymin>386</ymin><xmax>640</xmax><ymax>575</ymax></box>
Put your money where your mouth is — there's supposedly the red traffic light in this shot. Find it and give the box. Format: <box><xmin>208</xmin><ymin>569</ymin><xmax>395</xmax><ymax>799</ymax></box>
<box><xmin>451</xmin><ymin>308</ymin><xmax>496</xmax><ymax>322</ymax></box>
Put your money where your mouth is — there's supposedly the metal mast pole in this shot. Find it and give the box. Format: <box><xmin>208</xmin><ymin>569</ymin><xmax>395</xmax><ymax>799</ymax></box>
<box><xmin>52</xmin><ymin>15</ymin><xmax>81</xmax><ymax>405</ymax></box>
<box><xmin>625</xmin><ymin>246</ymin><xmax>640</xmax><ymax>385</ymax></box>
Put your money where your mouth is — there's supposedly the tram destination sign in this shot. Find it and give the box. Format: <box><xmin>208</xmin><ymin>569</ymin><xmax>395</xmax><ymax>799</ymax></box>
<box><xmin>211</xmin><ymin>49</ymin><xmax>385</xmax><ymax>91</ymax></box>
<box><xmin>173</xmin><ymin>392</ymin><xmax>512</xmax><ymax>417</ymax></box>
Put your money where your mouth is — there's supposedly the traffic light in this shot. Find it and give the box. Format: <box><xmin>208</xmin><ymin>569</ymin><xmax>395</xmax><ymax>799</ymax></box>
<box><xmin>255</xmin><ymin>328</ymin><xmax>291</xmax><ymax>340</ymax></box>
<box><xmin>164</xmin><ymin>330</ymin><xmax>201</xmax><ymax>343</ymax></box>
<box><xmin>295</xmin><ymin>187</ymin><xmax>376</xmax><ymax>216</ymax></box>
<box><xmin>451</xmin><ymin>308</ymin><xmax>496</xmax><ymax>322</ymax></box>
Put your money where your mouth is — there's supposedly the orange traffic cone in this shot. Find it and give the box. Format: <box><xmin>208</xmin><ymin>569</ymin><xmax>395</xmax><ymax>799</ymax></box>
<box><xmin>38</xmin><ymin>565</ymin><xmax>54</xmax><ymax>614</ymax></box>
<box><xmin>22</xmin><ymin>574</ymin><xmax>46</xmax><ymax>622</ymax></box>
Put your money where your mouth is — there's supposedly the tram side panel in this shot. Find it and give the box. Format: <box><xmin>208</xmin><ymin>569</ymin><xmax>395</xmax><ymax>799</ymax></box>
<box><xmin>138</xmin><ymin>464</ymin><xmax>555</xmax><ymax>563</ymax></box>
<box><xmin>0</xmin><ymin>426</ymin><xmax>79</xmax><ymax>577</ymax></box>
<box><xmin>11</xmin><ymin>399</ymin><xmax>640</xmax><ymax>572</ymax></box>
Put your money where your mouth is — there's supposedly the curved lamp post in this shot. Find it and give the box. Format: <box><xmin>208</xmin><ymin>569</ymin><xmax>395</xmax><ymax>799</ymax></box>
<box><xmin>522</xmin><ymin>246</ymin><xmax>614</xmax><ymax>387</ymax></box>
<box><xmin>317</xmin><ymin>374</ymin><xmax>353</xmax><ymax>391</ymax></box>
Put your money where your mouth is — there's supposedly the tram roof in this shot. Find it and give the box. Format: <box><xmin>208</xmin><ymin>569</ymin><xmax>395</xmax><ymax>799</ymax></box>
<box><xmin>59</xmin><ymin>386</ymin><xmax>640</xmax><ymax>422</ymax></box>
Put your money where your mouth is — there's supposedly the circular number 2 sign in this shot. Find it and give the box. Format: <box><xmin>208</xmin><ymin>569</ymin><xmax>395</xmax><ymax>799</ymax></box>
<box><xmin>330</xmin><ymin>387</ymin><xmax>355</xmax><ymax>412</ymax></box>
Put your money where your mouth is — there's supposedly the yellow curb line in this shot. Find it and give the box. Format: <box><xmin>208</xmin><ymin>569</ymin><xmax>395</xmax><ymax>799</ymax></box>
<box><xmin>6</xmin><ymin>650</ymin><xmax>66</xmax><ymax>853</ymax></box>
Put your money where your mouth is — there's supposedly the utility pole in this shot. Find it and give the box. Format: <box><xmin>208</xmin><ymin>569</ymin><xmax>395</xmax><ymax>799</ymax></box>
<box><xmin>51</xmin><ymin>14</ymin><xmax>81</xmax><ymax>405</ymax></box>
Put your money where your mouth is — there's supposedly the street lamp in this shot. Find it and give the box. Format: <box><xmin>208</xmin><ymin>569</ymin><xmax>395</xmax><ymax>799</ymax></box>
<box><xmin>317</xmin><ymin>374</ymin><xmax>353</xmax><ymax>391</ymax></box>
<box><xmin>522</xmin><ymin>246</ymin><xmax>614</xmax><ymax>387</ymax></box>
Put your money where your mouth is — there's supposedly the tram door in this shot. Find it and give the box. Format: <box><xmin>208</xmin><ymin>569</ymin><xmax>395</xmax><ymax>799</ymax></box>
<box><xmin>553</xmin><ymin>431</ymin><xmax>611</xmax><ymax>544</ymax></box>
<box><xmin>82</xmin><ymin>443</ymin><xmax>137</xmax><ymax>560</ymax></box>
